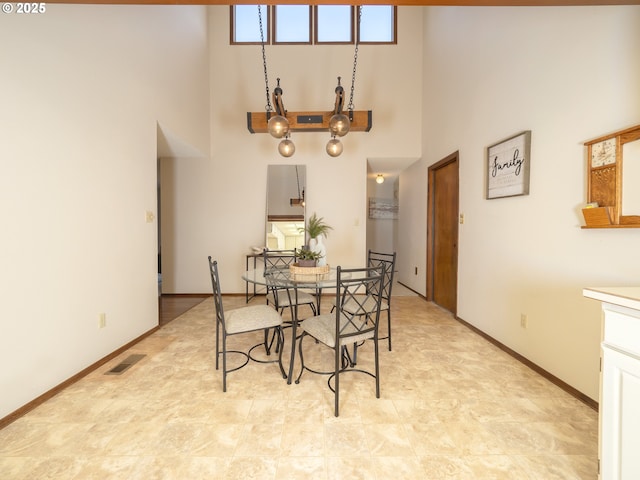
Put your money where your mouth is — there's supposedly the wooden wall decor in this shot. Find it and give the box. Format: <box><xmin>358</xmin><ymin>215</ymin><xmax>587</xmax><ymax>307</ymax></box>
<box><xmin>583</xmin><ymin>124</ymin><xmax>640</xmax><ymax>228</ymax></box>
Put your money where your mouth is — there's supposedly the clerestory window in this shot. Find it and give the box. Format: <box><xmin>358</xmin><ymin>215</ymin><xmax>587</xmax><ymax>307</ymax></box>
<box><xmin>230</xmin><ymin>5</ymin><xmax>396</xmax><ymax>46</ymax></box>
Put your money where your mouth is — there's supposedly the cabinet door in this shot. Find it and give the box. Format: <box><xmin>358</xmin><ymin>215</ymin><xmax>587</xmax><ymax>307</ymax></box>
<box><xmin>601</xmin><ymin>345</ymin><xmax>640</xmax><ymax>479</ymax></box>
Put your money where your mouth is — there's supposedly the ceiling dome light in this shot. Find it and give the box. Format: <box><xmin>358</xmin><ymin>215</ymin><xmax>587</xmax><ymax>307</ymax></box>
<box><xmin>268</xmin><ymin>115</ymin><xmax>290</xmax><ymax>139</ymax></box>
<box><xmin>326</xmin><ymin>137</ymin><xmax>343</xmax><ymax>157</ymax></box>
<box><xmin>376</xmin><ymin>174</ymin><xmax>384</xmax><ymax>184</ymax></box>
<box><xmin>329</xmin><ymin>113</ymin><xmax>350</xmax><ymax>137</ymax></box>
<box><xmin>278</xmin><ymin>137</ymin><xmax>295</xmax><ymax>157</ymax></box>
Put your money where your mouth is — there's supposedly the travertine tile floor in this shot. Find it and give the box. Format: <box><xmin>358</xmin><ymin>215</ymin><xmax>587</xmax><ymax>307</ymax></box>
<box><xmin>0</xmin><ymin>295</ymin><xmax>598</xmax><ymax>479</ymax></box>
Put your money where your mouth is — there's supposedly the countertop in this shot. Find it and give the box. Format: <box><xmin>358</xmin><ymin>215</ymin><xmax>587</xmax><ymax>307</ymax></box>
<box><xmin>583</xmin><ymin>287</ymin><xmax>640</xmax><ymax>311</ymax></box>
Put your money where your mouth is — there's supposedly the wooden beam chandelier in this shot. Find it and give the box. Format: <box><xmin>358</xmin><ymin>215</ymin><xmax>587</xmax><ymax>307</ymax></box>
<box><xmin>246</xmin><ymin>6</ymin><xmax>372</xmax><ymax>158</ymax></box>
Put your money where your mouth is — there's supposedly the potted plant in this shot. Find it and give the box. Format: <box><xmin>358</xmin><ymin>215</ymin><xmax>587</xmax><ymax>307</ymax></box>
<box><xmin>302</xmin><ymin>212</ymin><xmax>333</xmax><ymax>241</ymax></box>
<box><xmin>295</xmin><ymin>246</ymin><xmax>323</xmax><ymax>267</ymax></box>
<box><xmin>301</xmin><ymin>213</ymin><xmax>333</xmax><ymax>266</ymax></box>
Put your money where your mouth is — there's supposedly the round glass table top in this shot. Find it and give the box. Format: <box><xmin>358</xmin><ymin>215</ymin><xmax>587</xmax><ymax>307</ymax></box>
<box><xmin>242</xmin><ymin>266</ymin><xmax>366</xmax><ymax>289</ymax></box>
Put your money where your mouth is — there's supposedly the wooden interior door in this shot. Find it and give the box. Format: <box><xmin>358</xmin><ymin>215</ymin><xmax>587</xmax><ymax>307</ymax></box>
<box><xmin>427</xmin><ymin>152</ymin><xmax>459</xmax><ymax>314</ymax></box>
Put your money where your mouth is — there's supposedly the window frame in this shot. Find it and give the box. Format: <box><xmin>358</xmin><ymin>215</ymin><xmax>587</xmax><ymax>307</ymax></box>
<box><xmin>230</xmin><ymin>5</ymin><xmax>271</xmax><ymax>46</ymax></box>
<box><xmin>273</xmin><ymin>5</ymin><xmax>313</xmax><ymax>45</ymax></box>
<box><xmin>230</xmin><ymin>5</ymin><xmax>397</xmax><ymax>46</ymax></box>
<box><xmin>314</xmin><ymin>5</ymin><xmax>354</xmax><ymax>45</ymax></box>
<box><xmin>357</xmin><ymin>6</ymin><xmax>397</xmax><ymax>45</ymax></box>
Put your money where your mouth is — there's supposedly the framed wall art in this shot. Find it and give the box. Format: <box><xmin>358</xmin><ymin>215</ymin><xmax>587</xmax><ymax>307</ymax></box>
<box><xmin>486</xmin><ymin>130</ymin><xmax>531</xmax><ymax>199</ymax></box>
<box><xmin>368</xmin><ymin>197</ymin><xmax>398</xmax><ymax>219</ymax></box>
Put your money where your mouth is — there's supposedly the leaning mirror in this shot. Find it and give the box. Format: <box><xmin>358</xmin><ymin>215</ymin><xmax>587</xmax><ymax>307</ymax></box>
<box><xmin>266</xmin><ymin>165</ymin><xmax>306</xmax><ymax>250</ymax></box>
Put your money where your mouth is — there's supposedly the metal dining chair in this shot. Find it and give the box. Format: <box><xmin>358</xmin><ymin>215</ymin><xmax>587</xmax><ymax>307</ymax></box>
<box><xmin>261</xmin><ymin>249</ymin><xmax>318</xmax><ymax>362</ymax></box>
<box><xmin>331</xmin><ymin>250</ymin><xmax>396</xmax><ymax>351</ymax></box>
<box><xmin>262</xmin><ymin>249</ymin><xmax>317</xmax><ymax>316</ymax></box>
<box><xmin>366</xmin><ymin>250</ymin><xmax>396</xmax><ymax>351</ymax></box>
<box><xmin>208</xmin><ymin>257</ymin><xmax>285</xmax><ymax>392</ymax></box>
<box><xmin>295</xmin><ymin>265</ymin><xmax>385</xmax><ymax>417</ymax></box>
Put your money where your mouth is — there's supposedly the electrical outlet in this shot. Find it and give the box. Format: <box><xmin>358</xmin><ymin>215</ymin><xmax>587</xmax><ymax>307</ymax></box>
<box><xmin>520</xmin><ymin>314</ymin><xmax>527</xmax><ymax>328</ymax></box>
<box><xmin>99</xmin><ymin>313</ymin><xmax>106</xmax><ymax>328</ymax></box>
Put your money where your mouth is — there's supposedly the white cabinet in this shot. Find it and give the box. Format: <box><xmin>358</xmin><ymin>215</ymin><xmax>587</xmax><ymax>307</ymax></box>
<box><xmin>584</xmin><ymin>288</ymin><xmax>640</xmax><ymax>480</ymax></box>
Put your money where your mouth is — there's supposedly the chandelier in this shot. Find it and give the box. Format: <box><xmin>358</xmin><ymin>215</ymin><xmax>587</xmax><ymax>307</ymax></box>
<box><xmin>247</xmin><ymin>5</ymin><xmax>372</xmax><ymax>157</ymax></box>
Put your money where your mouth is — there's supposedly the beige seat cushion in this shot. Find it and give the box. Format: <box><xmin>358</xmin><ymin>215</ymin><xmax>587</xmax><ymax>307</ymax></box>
<box><xmin>226</xmin><ymin>305</ymin><xmax>282</xmax><ymax>334</ymax></box>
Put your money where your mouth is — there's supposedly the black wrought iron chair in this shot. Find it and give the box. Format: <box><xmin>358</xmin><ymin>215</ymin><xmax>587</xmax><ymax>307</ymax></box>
<box><xmin>366</xmin><ymin>250</ymin><xmax>396</xmax><ymax>351</ymax></box>
<box><xmin>295</xmin><ymin>265</ymin><xmax>384</xmax><ymax>417</ymax></box>
<box><xmin>208</xmin><ymin>257</ymin><xmax>285</xmax><ymax>392</ymax></box>
<box><xmin>331</xmin><ymin>250</ymin><xmax>396</xmax><ymax>351</ymax></box>
<box><xmin>260</xmin><ymin>249</ymin><xmax>318</xmax><ymax>370</ymax></box>
<box><xmin>263</xmin><ymin>249</ymin><xmax>317</xmax><ymax>317</ymax></box>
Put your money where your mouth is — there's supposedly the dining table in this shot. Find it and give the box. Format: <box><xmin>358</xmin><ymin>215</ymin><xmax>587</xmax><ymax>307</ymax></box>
<box><xmin>242</xmin><ymin>265</ymin><xmax>363</xmax><ymax>384</ymax></box>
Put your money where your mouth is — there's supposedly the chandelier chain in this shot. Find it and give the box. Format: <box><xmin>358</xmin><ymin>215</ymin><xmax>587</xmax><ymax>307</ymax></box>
<box><xmin>347</xmin><ymin>6</ymin><xmax>362</xmax><ymax>112</ymax></box>
<box><xmin>258</xmin><ymin>5</ymin><xmax>272</xmax><ymax>113</ymax></box>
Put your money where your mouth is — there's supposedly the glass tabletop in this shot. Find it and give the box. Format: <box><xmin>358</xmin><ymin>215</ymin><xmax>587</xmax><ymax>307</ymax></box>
<box><xmin>242</xmin><ymin>266</ymin><xmax>341</xmax><ymax>288</ymax></box>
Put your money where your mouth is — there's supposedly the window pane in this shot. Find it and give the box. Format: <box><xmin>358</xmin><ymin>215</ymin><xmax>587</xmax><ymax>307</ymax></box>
<box><xmin>359</xmin><ymin>6</ymin><xmax>395</xmax><ymax>43</ymax></box>
<box><xmin>275</xmin><ymin>5</ymin><xmax>310</xmax><ymax>44</ymax></box>
<box><xmin>316</xmin><ymin>6</ymin><xmax>353</xmax><ymax>43</ymax></box>
<box><xmin>232</xmin><ymin>5</ymin><xmax>269</xmax><ymax>44</ymax></box>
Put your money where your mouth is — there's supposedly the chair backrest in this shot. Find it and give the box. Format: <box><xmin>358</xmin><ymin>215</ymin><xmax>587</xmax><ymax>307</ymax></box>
<box><xmin>367</xmin><ymin>250</ymin><xmax>396</xmax><ymax>302</ymax></box>
<box><xmin>208</xmin><ymin>256</ymin><xmax>225</xmax><ymax>327</ymax></box>
<box><xmin>261</xmin><ymin>249</ymin><xmax>297</xmax><ymax>309</ymax></box>
<box><xmin>263</xmin><ymin>249</ymin><xmax>297</xmax><ymax>271</ymax></box>
<box><xmin>335</xmin><ymin>265</ymin><xmax>385</xmax><ymax>343</ymax></box>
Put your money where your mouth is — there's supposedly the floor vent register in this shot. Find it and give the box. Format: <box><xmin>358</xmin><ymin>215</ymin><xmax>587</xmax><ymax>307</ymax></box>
<box><xmin>105</xmin><ymin>354</ymin><xmax>146</xmax><ymax>375</ymax></box>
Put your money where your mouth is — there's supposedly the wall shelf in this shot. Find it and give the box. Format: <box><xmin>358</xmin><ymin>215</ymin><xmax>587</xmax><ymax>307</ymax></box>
<box><xmin>583</xmin><ymin>124</ymin><xmax>640</xmax><ymax>229</ymax></box>
<box><xmin>581</xmin><ymin>225</ymin><xmax>640</xmax><ymax>229</ymax></box>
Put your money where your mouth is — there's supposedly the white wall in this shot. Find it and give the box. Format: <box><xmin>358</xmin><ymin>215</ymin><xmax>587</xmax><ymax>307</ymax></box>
<box><xmin>161</xmin><ymin>6</ymin><xmax>424</xmax><ymax>294</ymax></box>
<box><xmin>0</xmin><ymin>5</ymin><xmax>209</xmax><ymax>419</ymax></box>
<box><xmin>416</xmin><ymin>5</ymin><xmax>640</xmax><ymax>401</ymax></box>
<box><xmin>398</xmin><ymin>161</ymin><xmax>429</xmax><ymax>295</ymax></box>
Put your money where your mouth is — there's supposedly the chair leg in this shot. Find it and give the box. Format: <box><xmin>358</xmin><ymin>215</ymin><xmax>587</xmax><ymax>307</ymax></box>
<box><xmin>265</xmin><ymin>327</ymin><xmax>282</xmax><ymax>355</ymax></box>
<box><xmin>222</xmin><ymin>332</ymin><xmax>227</xmax><ymax>393</ymax></box>
<box><xmin>294</xmin><ymin>332</ymin><xmax>306</xmax><ymax>384</ymax></box>
<box><xmin>340</xmin><ymin>346</ymin><xmax>350</xmax><ymax>369</ymax></box>
<box><xmin>374</xmin><ymin>333</ymin><xmax>380</xmax><ymax>398</ymax></box>
<box><xmin>334</xmin><ymin>343</ymin><xmax>340</xmax><ymax>417</ymax></box>
<box><xmin>277</xmin><ymin>327</ymin><xmax>287</xmax><ymax>379</ymax></box>
<box><xmin>287</xmin><ymin>308</ymin><xmax>299</xmax><ymax>384</ymax></box>
<box><xmin>387</xmin><ymin>309</ymin><xmax>392</xmax><ymax>351</ymax></box>
<box><xmin>215</xmin><ymin>319</ymin><xmax>220</xmax><ymax>370</ymax></box>
<box><xmin>263</xmin><ymin>328</ymin><xmax>271</xmax><ymax>355</ymax></box>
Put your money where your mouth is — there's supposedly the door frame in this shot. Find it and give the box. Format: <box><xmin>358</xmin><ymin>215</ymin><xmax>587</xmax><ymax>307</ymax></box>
<box><xmin>426</xmin><ymin>151</ymin><xmax>459</xmax><ymax>311</ymax></box>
